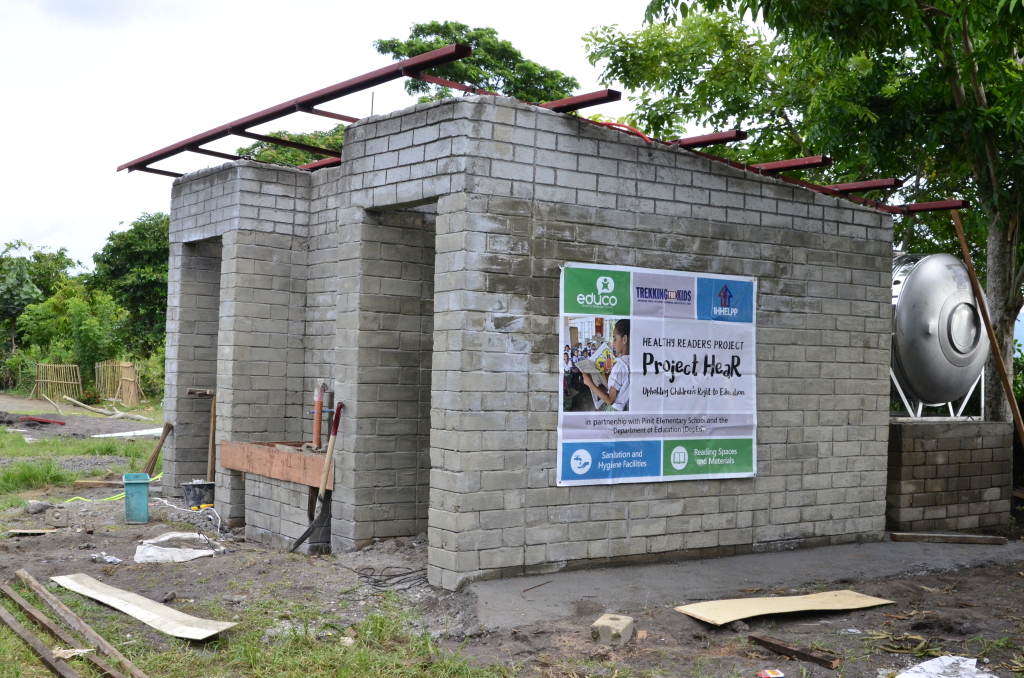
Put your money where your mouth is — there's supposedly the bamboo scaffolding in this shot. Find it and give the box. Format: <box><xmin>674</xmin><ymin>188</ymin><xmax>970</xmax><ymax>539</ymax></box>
<box><xmin>34</xmin><ymin>364</ymin><xmax>83</xmax><ymax>402</ymax></box>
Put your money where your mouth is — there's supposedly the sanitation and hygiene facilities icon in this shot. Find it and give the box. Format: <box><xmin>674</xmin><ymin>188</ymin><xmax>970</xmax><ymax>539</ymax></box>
<box><xmin>670</xmin><ymin>445</ymin><xmax>689</xmax><ymax>471</ymax></box>
<box><xmin>570</xmin><ymin>449</ymin><xmax>592</xmax><ymax>475</ymax></box>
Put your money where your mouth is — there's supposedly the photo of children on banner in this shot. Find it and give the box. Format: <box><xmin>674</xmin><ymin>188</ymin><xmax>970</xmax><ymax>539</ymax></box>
<box><xmin>562</xmin><ymin>319</ymin><xmax>630</xmax><ymax>412</ymax></box>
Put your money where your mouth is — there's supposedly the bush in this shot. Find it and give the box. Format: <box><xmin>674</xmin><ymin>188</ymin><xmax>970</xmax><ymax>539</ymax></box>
<box><xmin>17</xmin><ymin>280</ymin><xmax>125</xmax><ymax>386</ymax></box>
<box><xmin>134</xmin><ymin>346</ymin><xmax>165</xmax><ymax>401</ymax></box>
<box><xmin>0</xmin><ymin>344</ymin><xmax>75</xmax><ymax>394</ymax></box>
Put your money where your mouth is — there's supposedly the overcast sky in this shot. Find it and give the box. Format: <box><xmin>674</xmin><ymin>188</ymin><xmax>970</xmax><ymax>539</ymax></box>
<box><xmin>0</xmin><ymin>0</ymin><xmax>643</xmax><ymax>269</ymax></box>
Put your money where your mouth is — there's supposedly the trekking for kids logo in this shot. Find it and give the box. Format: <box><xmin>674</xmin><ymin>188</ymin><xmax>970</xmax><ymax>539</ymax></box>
<box><xmin>563</xmin><ymin>267</ymin><xmax>631</xmax><ymax>315</ymax></box>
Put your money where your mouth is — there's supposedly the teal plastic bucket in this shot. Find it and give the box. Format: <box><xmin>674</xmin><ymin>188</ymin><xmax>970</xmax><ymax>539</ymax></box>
<box><xmin>123</xmin><ymin>473</ymin><xmax>151</xmax><ymax>524</ymax></box>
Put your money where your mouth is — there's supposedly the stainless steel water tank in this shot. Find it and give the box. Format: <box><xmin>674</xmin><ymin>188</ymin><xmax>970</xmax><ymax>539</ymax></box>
<box><xmin>891</xmin><ymin>253</ymin><xmax>988</xmax><ymax>404</ymax></box>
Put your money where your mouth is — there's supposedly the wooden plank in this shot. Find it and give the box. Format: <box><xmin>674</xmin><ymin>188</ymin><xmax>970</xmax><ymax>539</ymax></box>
<box><xmin>7</xmin><ymin>529</ymin><xmax>58</xmax><ymax>535</ymax></box>
<box><xmin>1012</xmin><ymin>487</ymin><xmax>1024</xmax><ymax>501</ymax></box>
<box><xmin>890</xmin><ymin>532</ymin><xmax>1007</xmax><ymax>545</ymax></box>
<box><xmin>221</xmin><ymin>440</ymin><xmax>333</xmax><ymax>487</ymax></box>
<box><xmin>74</xmin><ymin>480</ymin><xmax>124</xmax><ymax>489</ymax></box>
<box><xmin>675</xmin><ymin>590</ymin><xmax>893</xmax><ymax>626</ymax></box>
<box><xmin>50</xmin><ymin>574</ymin><xmax>235</xmax><ymax>641</ymax></box>
<box><xmin>0</xmin><ymin>599</ymin><xmax>85</xmax><ymax>678</ymax></box>
<box><xmin>748</xmin><ymin>632</ymin><xmax>842</xmax><ymax>670</ymax></box>
<box><xmin>14</xmin><ymin>569</ymin><xmax>150</xmax><ymax>678</ymax></box>
<box><xmin>0</xmin><ymin>583</ymin><xmax>129</xmax><ymax>678</ymax></box>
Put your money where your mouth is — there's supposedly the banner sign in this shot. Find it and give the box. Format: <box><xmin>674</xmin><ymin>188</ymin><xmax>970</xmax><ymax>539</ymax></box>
<box><xmin>558</xmin><ymin>263</ymin><xmax>757</xmax><ymax>486</ymax></box>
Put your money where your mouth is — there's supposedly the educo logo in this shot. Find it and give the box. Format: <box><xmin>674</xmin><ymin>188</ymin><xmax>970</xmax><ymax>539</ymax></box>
<box><xmin>563</xmin><ymin>267</ymin><xmax>630</xmax><ymax>315</ymax></box>
<box><xmin>578</xmin><ymin>277</ymin><xmax>618</xmax><ymax>307</ymax></box>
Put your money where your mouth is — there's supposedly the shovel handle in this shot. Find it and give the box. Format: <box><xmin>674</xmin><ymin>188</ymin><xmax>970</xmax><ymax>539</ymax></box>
<box><xmin>315</xmin><ymin>402</ymin><xmax>343</xmax><ymax>500</ymax></box>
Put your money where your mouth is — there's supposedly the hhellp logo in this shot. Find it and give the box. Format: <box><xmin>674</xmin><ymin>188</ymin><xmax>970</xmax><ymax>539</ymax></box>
<box><xmin>714</xmin><ymin>284</ymin><xmax>738</xmax><ymax>317</ymax></box>
<box><xmin>718</xmin><ymin>285</ymin><xmax>733</xmax><ymax>307</ymax></box>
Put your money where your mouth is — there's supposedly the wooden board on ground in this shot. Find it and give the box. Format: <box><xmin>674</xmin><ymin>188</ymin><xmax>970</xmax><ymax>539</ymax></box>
<box><xmin>748</xmin><ymin>632</ymin><xmax>842</xmax><ymax>670</ymax></box>
<box><xmin>74</xmin><ymin>480</ymin><xmax>124</xmax><ymax>489</ymax></box>
<box><xmin>675</xmin><ymin>590</ymin><xmax>894</xmax><ymax>626</ymax></box>
<box><xmin>7</xmin><ymin>529</ymin><xmax>58</xmax><ymax>535</ymax></box>
<box><xmin>51</xmin><ymin>573</ymin><xmax>236</xmax><ymax>641</ymax></box>
<box><xmin>1011</xmin><ymin>487</ymin><xmax>1023</xmax><ymax>500</ymax></box>
<box><xmin>890</xmin><ymin>532</ymin><xmax>1007</xmax><ymax>545</ymax></box>
<box><xmin>0</xmin><ymin>603</ymin><xmax>84</xmax><ymax>678</ymax></box>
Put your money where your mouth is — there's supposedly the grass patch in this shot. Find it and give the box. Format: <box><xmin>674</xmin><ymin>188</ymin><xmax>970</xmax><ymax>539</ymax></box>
<box><xmin>0</xmin><ymin>459</ymin><xmax>77</xmax><ymax>494</ymax></box>
<box><xmin>1</xmin><ymin>585</ymin><xmax>516</xmax><ymax>678</ymax></box>
<box><xmin>0</xmin><ymin>427</ymin><xmax>153</xmax><ymax>462</ymax></box>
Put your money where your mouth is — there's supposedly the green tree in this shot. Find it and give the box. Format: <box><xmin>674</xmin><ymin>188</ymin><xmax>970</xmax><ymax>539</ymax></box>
<box><xmin>588</xmin><ymin>1</ymin><xmax>1024</xmax><ymax>420</ymax></box>
<box><xmin>375</xmin><ymin>21</ymin><xmax>579</xmax><ymax>103</ymax></box>
<box><xmin>0</xmin><ymin>242</ymin><xmax>79</xmax><ymax>349</ymax></box>
<box><xmin>89</xmin><ymin>212</ymin><xmax>169</xmax><ymax>356</ymax></box>
<box><xmin>18</xmin><ymin>280</ymin><xmax>125</xmax><ymax>384</ymax></box>
<box><xmin>237</xmin><ymin>23</ymin><xmax>579</xmax><ymax>166</ymax></box>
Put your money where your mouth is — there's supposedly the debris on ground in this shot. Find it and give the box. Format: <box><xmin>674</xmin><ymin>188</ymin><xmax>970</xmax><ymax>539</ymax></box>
<box><xmin>749</xmin><ymin>631</ymin><xmax>842</xmax><ymax>669</ymax></box>
<box><xmin>25</xmin><ymin>500</ymin><xmax>52</xmax><ymax>515</ymax></box>
<box><xmin>676</xmin><ymin>590</ymin><xmax>894</xmax><ymax>625</ymax></box>
<box><xmin>895</xmin><ymin>656</ymin><xmax>997</xmax><ymax>677</ymax></box>
<box><xmin>50</xmin><ymin>572</ymin><xmax>235</xmax><ymax>640</ymax></box>
<box><xmin>133</xmin><ymin>531</ymin><xmax>224</xmax><ymax>563</ymax></box>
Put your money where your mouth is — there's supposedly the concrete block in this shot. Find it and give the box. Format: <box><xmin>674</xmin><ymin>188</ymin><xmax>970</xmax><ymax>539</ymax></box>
<box><xmin>591</xmin><ymin>613</ymin><xmax>634</xmax><ymax>647</ymax></box>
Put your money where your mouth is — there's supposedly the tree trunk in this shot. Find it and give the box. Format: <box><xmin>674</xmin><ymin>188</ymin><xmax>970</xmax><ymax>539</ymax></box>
<box><xmin>984</xmin><ymin>223</ymin><xmax>1016</xmax><ymax>422</ymax></box>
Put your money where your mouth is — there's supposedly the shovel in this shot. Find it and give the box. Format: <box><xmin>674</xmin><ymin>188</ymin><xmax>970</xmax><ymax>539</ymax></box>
<box><xmin>289</xmin><ymin>401</ymin><xmax>343</xmax><ymax>553</ymax></box>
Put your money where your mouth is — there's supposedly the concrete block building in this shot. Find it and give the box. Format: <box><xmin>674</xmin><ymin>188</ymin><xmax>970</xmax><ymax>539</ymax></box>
<box><xmin>163</xmin><ymin>94</ymin><xmax>898</xmax><ymax>589</ymax></box>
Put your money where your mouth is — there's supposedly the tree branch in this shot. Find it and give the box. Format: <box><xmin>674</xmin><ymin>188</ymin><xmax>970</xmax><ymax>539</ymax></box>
<box><xmin>960</xmin><ymin>18</ymin><xmax>1001</xmax><ymax>202</ymax></box>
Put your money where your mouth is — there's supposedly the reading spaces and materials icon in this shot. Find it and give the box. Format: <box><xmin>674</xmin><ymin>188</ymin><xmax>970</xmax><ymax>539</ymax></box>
<box><xmin>670</xmin><ymin>446</ymin><xmax>689</xmax><ymax>471</ymax></box>
<box><xmin>570</xmin><ymin>449</ymin><xmax>592</xmax><ymax>475</ymax></box>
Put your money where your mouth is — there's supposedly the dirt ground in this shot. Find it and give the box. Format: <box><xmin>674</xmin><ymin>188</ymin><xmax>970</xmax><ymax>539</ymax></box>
<box><xmin>2</xmin><ymin>402</ymin><xmax>1023</xmax><ymax>677</ymax></box>
<box><xmin>0</xmin><ymin>391</ymin><xmax>163</xmax><ymax>440</ymax></box>
<box><xmin>2</xmin><ymin>479</ymin><xmax>1023</xmax><ymax>677</ymax></box>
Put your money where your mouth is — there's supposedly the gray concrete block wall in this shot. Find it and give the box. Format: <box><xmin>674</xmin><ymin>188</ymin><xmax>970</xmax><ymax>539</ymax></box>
<box><xmin>324</xmin><ymin>205</ymin><xmax>435</xmax><ymax>551</ymax></box>
<box><xmin>165</xmin><ymin>95</ymin><xmax>898</xmax><ymax>588</ymax></box>
<box><xmin>163</xmin><ymin>238</ymin><xmax>222</xmax><ymax>494</ymax></box>
<box><xmin>245</xmin><ymin>474</ymin><xmax>330</xmax><ymax>553</ymax></box>
<box><xmin>887</xmin><ymin>419</ymin><xmax>1012</xmax><ymax>531</ymax></box>
<box><xmin>333</xmin><ymin>96</ymin><xmax>893</xmax><ymax>590</ymax></box>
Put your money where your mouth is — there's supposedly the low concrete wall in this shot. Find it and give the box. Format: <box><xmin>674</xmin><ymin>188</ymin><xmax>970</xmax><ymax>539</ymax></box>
<box><xmin>245</xmin><ymin>474</ymin><xmax>330</xmax><ymax>554</ymax></box>
<box><xmin>887</xmin><ymin>418</ymin><xmax>1012</xmax><ymax>531</ymax></box>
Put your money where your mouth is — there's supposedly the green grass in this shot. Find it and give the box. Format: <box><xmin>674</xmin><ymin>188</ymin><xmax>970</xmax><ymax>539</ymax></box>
<box><xmin>0</xmin><ymin>459</ymin><xmax>77</xmax><ymax>494</ymax></box>
<box><xmin>0</xmin><ymin>585</ymin><xmax>517</xmax><ymax>678</ymax></box>
<box><xmin>0</xmin><ymin>427</ymin><xmax>154</xmax><ymax>463</ymax></box>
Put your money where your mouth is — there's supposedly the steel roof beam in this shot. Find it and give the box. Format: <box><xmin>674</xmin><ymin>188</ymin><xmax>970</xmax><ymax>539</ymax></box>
<box><xmin>231</xmin><ymin>130</ymin><xmax>341</xmax><ymax>158</ymax></box>
<box><xmin>118</xmin><ymin>43</ymin><xmax>471</xmax><ymax>172</ymax></box>
<box><xmin>673</xmin><ymin>130</ymin><xmax>748</xmax><ymax>148</ymax></box>
<box><xmin>541</xmin><ymin>89</ymin><xmax>621</xmax><ymax>113</ymax></box>
<box><xmin>880</xmin><ymin>199</ymin><xmax>968</xmax><ymax>214</ymax></box>
<box><xmin>133</xmin><ymin>166</ymin><xmax>183</xmax><ymax>178</ymax></box>
<box><xmin>827</xmin><ymin>178</ymin><xmax>903</xmax><ymax>193</ymax></box>
<box><xmin>750</xmin><ymin>155</ymin><xmax>832</xmax><ymax>173</ymax></box>
<box><xmin>295</xmin><ymin>105</ymin><xmax>359</xmax><ymax>123</ymax></box>
<box><xmin>185</xmin><ymin>145</ymin><xmax>241</xmax><ymax>161</ymax></box>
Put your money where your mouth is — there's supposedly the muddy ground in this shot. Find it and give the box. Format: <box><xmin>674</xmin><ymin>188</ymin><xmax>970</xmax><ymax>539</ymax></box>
<box><xmin>2</xmin><ymin>481</ymin><xmax>1023</xmax><ymax>677</ymax></box>
<box><xmin>0</xmin><ymin>409</ymin><xmax>162</xmax><ymax>440</ymax></box>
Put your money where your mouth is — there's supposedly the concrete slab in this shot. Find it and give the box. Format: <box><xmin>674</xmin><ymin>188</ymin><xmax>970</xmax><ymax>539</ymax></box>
<box><xmin>470</xmin><ymin>538</ymin><xmax>1024</xmax><ymax>629</ymax></box>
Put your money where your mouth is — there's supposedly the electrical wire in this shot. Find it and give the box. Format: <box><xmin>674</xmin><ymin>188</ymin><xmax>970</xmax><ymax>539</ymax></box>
<box><xmin>333</xmin><ymin>563</ymin><xmax>428</xmax><ymax>591</ymax></box>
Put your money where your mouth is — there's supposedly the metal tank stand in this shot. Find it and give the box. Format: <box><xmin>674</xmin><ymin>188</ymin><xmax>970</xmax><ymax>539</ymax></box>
<box><xmin>891</xmin><ymin>368</ymin><xmax>984</xmax><ymax>419</ymax></box>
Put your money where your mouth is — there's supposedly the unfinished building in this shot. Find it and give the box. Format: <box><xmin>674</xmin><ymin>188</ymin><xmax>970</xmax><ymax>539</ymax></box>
<box><xmin>117</xmin><ymin>46</ymin><xmax>1009</xmax><ymax>590</ymax></box>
